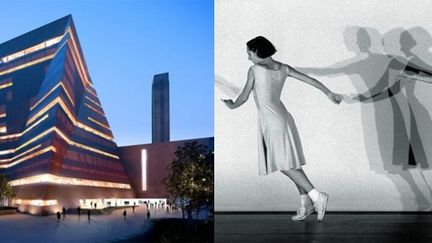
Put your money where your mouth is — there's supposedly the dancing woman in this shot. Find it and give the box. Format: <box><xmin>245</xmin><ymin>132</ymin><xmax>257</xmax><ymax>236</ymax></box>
<box><xmin>221</xmin><ymin>36</ymin><xmax>342</xmax><ymax>221</ymax></box>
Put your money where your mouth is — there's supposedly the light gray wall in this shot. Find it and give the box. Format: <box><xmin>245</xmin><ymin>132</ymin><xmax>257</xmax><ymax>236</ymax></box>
<box><xmin>215</xmin><ymin>0</ymin><xmax>432</xmax><ymax>211</ymax></box>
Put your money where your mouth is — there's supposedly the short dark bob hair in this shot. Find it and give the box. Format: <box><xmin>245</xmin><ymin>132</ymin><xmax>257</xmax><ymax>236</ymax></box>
<box><xmin>246</xmin><ymin>36</ymin><xmax>277</xmax><ymax>58</ymax></box>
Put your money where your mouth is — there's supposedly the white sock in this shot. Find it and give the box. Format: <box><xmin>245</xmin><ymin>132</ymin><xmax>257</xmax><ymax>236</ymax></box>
<box><xmin>308</xmin><ymin>189</ymin><xmax>320</xmax><ymax>203</ymax></box>
<box><xmin>300</xmin><ymin>194</ymin><xmax>312</xmax><ymax>207</ymax></box>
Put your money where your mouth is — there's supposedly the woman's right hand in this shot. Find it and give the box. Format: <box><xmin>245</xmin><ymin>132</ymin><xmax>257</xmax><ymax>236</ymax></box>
<box><xmin>327</xmin><ymin>92</ymin><xmax>343</xmax><ymax>104</ymax></box>
<box><xmin>221</xmin><ymin>99</ymin><xmax>235</xmax><ymax>109</ymax></box>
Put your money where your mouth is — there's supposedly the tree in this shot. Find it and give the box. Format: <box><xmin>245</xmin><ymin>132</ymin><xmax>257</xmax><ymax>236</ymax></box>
<box><xmin>0</xmin><ymin>174</ymin><xmax>13</xmax><ymax>208</ymax></box>
<box><xmin>163</xmin><ymin>141</ymin><xmax>214</xmax><ymax>220</ymax></box>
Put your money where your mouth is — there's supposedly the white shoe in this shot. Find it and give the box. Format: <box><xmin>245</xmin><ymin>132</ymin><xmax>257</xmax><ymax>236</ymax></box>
<box><xmin>314</xmin><ymin>193</ymin><xmax>329</xmax><ymax>222</ymax></box>
<box><xmin>291</xmin><ymin>205</ymin><xmax>314</xmax><ymax>221</ymax></box>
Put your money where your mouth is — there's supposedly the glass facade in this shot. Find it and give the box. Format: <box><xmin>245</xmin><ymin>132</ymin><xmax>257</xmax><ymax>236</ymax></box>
<box><xmin>0</xmin><ymin>15</ymin><xmax>134</xmax><ymax>214</ymax></box>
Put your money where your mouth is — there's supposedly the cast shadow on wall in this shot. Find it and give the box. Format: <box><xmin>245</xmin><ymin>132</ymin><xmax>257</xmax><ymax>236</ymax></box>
<box><xmin>298</xmin><ymin>26</ymin><xmax>432</xmax><ymax>211</ymax></box>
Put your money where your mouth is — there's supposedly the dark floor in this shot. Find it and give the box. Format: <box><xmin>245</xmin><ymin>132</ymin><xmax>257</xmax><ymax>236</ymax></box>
<box><xmin>215</xmin><ymin>213</ymin><xmax>432</xmax><ymax>243</ymax></box>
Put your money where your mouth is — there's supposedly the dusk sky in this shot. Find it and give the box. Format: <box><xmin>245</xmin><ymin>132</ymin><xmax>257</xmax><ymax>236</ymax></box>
<box><xmin>0</xmin><ymin>0</ymin><xmax>214</xmax><ymax>146</ymax></box>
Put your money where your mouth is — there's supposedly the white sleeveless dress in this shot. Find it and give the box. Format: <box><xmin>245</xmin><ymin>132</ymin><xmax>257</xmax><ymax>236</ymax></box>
<box><xmin>251</xmin><ymin>64</ymin><xmax>306</xmax><ymax>175</ymax></box>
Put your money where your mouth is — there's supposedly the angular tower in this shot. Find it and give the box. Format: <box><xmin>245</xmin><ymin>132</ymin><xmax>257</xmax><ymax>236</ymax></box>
<box><xmin>0</xmin><ymin>15</ymin><xmax>134</xmax><ymax>214</ymax></box>
<box><xmin>152</xmin><ymin>73</ymin><xmax>170</xmax><ymax>143</ymax></box>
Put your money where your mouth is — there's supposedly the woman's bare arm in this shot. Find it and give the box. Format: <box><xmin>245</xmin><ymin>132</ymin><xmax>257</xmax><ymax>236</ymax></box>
<box><xmin>221</xmin><ymin>67</ymin><xmax>255</xmax><ymax>109</ymax></box>
<box><xmin>288</xmin><ymin>66</ymin><xmax>342</xmax><ymax>104</ymax></box>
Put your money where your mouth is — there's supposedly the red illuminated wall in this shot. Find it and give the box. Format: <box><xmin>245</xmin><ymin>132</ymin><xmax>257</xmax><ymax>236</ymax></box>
<box><xmin>119</xmin><ymin>137</ymin><xmax>214</xmax><ymax>198</ymax></box>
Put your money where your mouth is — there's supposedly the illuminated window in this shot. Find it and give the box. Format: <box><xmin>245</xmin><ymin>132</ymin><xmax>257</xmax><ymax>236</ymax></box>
<box><xmin>13</xmin><ymin>199</ymin><xmax>58</xmax><ymax>206</ymax></box>
<box><xmin>85</xmin><ymin>103</ymin><xmax>105</xmax><ymax>116</ymax></box>
<box><xmin>142</xmin><ymin>149</ymin><xmax>147</xmax><ymax>191</ymax></box>
<box><xmin>85</xmin><ymin>95</ymin><xmax>101</xmax><ymax>107</ymax></box>
<box><xmin>0</xmin><ymin>35</ymin><xmax>62</xmax><ymax>64</ymax></box>
<box><xmin>0</xmin><ymin>82</ymin><xmax>12</xmax><ymax>90</ymax></box>
<box><xmin>0</xmin><ymin>54</ymin><xmax>55</xmax><ymax>76</ymax></box>
<box><xmin>88</xmin><ymin>117</ymin><xmax>110</xmax><ymax>130</ymax></box>
<box><xmin>9</xmin><ymin>173</ymin><xmax>131</xmax><ymax>189</ymax></box>
<box><xmin>0</xmin><ymin>126</ymin><xmax>6</xmax><ymax>133</ymax></box>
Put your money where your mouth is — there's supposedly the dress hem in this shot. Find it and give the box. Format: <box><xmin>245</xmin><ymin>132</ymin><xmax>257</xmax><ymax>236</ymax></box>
<box><xmin>259</xmin><ymin>161</ymin><xmax>306</xmax><ymax>176</ymax></box>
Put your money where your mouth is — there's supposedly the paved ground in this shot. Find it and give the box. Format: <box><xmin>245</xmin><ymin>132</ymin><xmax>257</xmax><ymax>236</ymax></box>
<box><xmin>0</xmin><ymin>206</ymin><xmax>182</xmax><ymax>243</ymax></box>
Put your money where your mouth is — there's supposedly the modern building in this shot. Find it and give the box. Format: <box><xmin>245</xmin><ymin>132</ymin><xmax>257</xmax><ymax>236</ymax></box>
<box><xmin>119</xmin><ymin>137</ymin><xmax>214</xmax><ymax>199</ymax></box>
<box><xmin>0</xmin><ymin>15</ymin><xmax>134</xmax><ymax>214</ymax></box>
<box><xmin>0</xmin><ymin>15</ymin><xmax>213</xmax><ymax>215</ymax></box>
<box><xmin>152</xmin><ymin>73</ymin><xmax>170</xmax><ymax>143</ymax></box>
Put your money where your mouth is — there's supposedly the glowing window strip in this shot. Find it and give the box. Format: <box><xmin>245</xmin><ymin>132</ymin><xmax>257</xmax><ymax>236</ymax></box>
<box><xmin>0</xmin><ymin>114</ymin><xmax>49</xmax><ymax>157</ymax></box>
<box><xmin>0</xmin><ymin>82</ymin><xmax>12</xmax><ymax>89</ymax></box>
<box><xmin>30</xmin><ymin>82</ymin><xmax>75</xmax><ymax>111</ymax></box>
<box><xmin>27</xmin><ymin>97</ymin><xmax>68</xmax><ymax>125</ymax></box>
<box><xmin>13</xmin><ymin>199</ymin><xmax>58</xmax><ymax>206</ymax></box>
<box><xmin>2</xmin><ymin>125</ymin><xmax>116</xmax><ymax>159</ymax></box>
<box><xmin>0</xmin><ymin>113</ymin><xmax>6</xmax><ymax>118</ymax></box>
<box><xmin>141</xmin><ymin>149</ymin><xmax>147</xmax><ymax>191</ymax></box>
<box><xmin>9</xmin><ymin>173</ymin><xmax>131</xmax><ymax>189</ymax></box>
<box><xmin>22</xmin><ymin>114</ymin><xmax>50</xmax><ymax>135</ymax></box>
<box><xmin>1</xmin><ymin>125</ymin><xmax>116</xmax><ymax>159</ymax></box>
<box><xmin>0</xmin><ymin>29</ymin><xmax>96</xmax><ymax>102</ymax></box>
<box><xmin>0</xmin><ymin>54</ymin><xmax>55</xmax><ymax>77</ymax></box>
<box><xmin>0</xmin><ymin>35</ymin><xmax>95</xmax><ymax>105</ymax></box>
<box><xmin>85</xmin><ymin>95</ymin><xmax>101</xmax><ymax>107</ymax></box>
<box><xmin>76</xmin><ymin>121</ymin><xmax>113</xmax><ymax>141</ymax></box>
<box><xmin>15</xmin><ymin>128</ymin><xmax>55</xmax><ymax>152</ymax></box>
<box><xmin>0</xmin><ymin>130</ymin><xmax>117</xmax><ymax>168</ymax></box>
<box><xmin>53</xmin><ymin>127</ymin><xmax>118</xmax><ymax>159</ymax></box>
<box><xmin>0</xmin><ymin>35</ymin><xmax>62</xmax><ymax>63</ymax></box>
<box><xmin>62</xmin><ymin>29</ymin><xmax>99</xmax><ymax>98</ymax></box>
<box><xmin>86</xmin><ymin>87</ymin><xmax>97</xmax><ymax>97</ymax></box>
<box><xmin>61</xmin><ymin>82</ymin><xmax>75</xmax><ymax>106</ymax></box>
<box><xmin>87</xmin><ymin>117</ymin><xmax>110</xmax><ymax>130</ymax></box>
<box><xmin>27</xmin><ymin>97</ymin><xmax>113</xmax><ymax>141</ymax></box>
<box><xmin>65</xmin><ymin>28</ymin><xmax>92</xmax><ymax>88</ymax></box>
<box><xmin>0</xmin><ymin>149</ymin><xmax>14</xmax><ymax>155</ymax></box>
<box><xmin>0</xmin><ymin>144</ymin><xmax>41</xmax><ymax>164</ymax></box>
<box><xmin>0</xmin><ymin>114</ymin><xmax>49</xmax><ymax>142</ymax></box>
<box><xmin>0</xmin><ymin>146</ymin><xmax>55</xmax><ymax>168</ymax></box>
<box><xmin>84</xmin><ymin>103</ymin><xmax>105</xmax><ymax>116</ymax></box>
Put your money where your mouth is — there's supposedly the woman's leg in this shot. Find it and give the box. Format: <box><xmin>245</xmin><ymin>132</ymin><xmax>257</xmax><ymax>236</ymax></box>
<box><xmin>282</xmin><ymin>168</ymin><xmax>329</xmax><ymax>222</ymax></box>
<box><xmin>287</xmin><ymin>169</ymin><xmax>314</xmax><ymax>221</ymax></box>
<box><xmin>295</xmin><ymin>184</ymin><xmax>308</xmax><ymax>195</ymax></box>
<box><xmin>281</xmin><ymin>168</ymin><xmax>314</xmax><ymax>193</ymax></box>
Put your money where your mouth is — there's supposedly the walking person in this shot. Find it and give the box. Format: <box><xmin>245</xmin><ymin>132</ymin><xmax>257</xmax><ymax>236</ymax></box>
<box><xmin>56</xmin><ymin>211</ymin><xmax>61</xmax><ymax>223</ymax></box>
<box><xmin>221</xmin><ymin>36</ymin><xmax>343</xmax><ymax>221</ymax></box>
<box><xmin>87</xmin><ymin>209</ymin><xmax>91</xmax><ymax>221</ymax></box>
<box><xmin>123</xmin><ymin>209</ymin><xmax>127</xmax><ymax>220</ymax></box>
<box><xmin>77</xmin><ymin>206</ymin><xmax>81</xmax><ymax>217</ymax></box>
<box><xmin>62</xmin><ymin>206</ymin><xmax>66</xmax><ymax>219</ymax></box>
<box><xmin>146</xmin><ymin>209</ymin><xmax>150</xmax><ymax>219</ymax></box>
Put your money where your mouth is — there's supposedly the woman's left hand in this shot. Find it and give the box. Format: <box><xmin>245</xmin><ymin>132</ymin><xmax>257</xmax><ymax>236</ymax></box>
<box><xmin>221</xmin><ymin>99</ymin><xmax>235</xmax><ymax>109</ymax></box>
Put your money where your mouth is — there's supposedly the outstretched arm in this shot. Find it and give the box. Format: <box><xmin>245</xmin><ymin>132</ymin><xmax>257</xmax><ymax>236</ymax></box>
<box><xmin>289</xmin><ymin>67</ymin><xmax>342</xmax><ymax>104</ymax></box>
<box><xmin>401</xmin><ymin>72</ymin><xmax>432</xmax><ymax>84</ymax></box>
<box><xmin>221</xmin><ymin>67</ymin><xmax>254</xmax><ymax>109</ymax></box>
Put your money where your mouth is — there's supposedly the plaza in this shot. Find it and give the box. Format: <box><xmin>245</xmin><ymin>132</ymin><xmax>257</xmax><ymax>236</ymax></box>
<box><xmin>0</xmin><ymin>205</ymin><xmax>182</xmax><ymax>242</ymax></box>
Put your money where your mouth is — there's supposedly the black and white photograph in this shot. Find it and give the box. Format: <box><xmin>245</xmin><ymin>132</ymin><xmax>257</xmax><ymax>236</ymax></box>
<box><xmin>215</xmin><ymin>0</ymin><xmax>432</xmax><ymax>242</ymax></box>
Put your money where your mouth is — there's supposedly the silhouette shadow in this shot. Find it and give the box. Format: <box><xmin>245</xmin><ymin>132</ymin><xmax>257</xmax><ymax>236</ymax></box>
<box><xmin>297</xmin><ymin>26</ymin><xmax>432</xmax><ymax>210</ymax></box>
